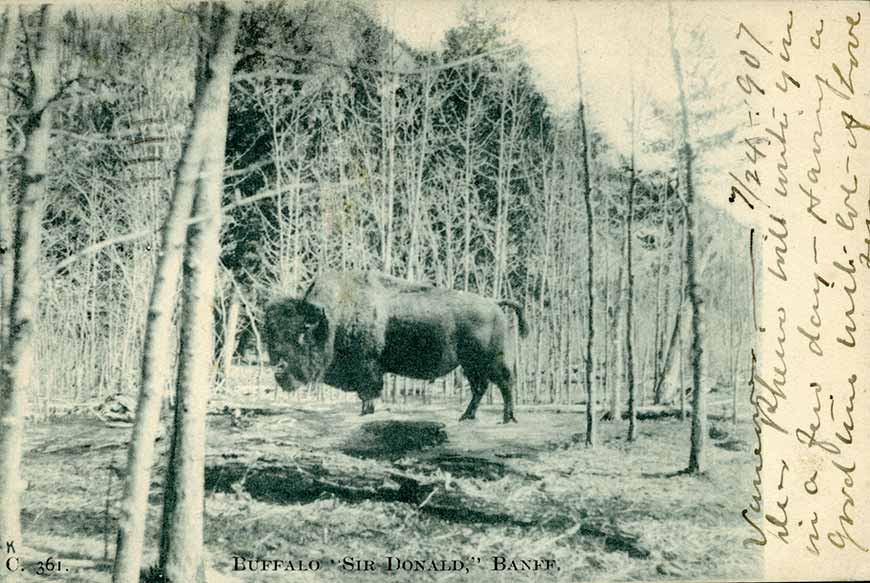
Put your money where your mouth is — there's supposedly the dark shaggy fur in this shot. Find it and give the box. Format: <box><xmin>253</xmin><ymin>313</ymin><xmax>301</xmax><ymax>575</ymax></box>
<box><xmin>263</xmin><ymin>271</ymin><xmax>529</xmax><ymax>422</ymax></box>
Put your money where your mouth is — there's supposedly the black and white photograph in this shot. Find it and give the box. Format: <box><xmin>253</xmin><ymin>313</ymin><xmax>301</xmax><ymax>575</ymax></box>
<box><xmin>0</xmin><ymin>1</ymin><xmax>868</xmax><ymax>582</ymax></box>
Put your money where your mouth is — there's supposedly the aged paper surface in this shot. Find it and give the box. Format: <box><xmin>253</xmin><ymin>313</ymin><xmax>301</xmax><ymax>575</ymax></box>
<box><xmin>733</xmin><ymin>2</ymin><xmax>870</xmax><ymax>580</ymax></box>
<box><xmin>0</xmin><ymin>1</ymin><xmax>867</xmax><ymax>582</ymax></box>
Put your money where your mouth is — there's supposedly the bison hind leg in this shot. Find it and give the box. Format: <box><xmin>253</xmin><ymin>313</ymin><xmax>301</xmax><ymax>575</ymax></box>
<box><xmin>494</xmin><ymin>366</ymin><xmax>518</xmax><ymax>424</ymax></box>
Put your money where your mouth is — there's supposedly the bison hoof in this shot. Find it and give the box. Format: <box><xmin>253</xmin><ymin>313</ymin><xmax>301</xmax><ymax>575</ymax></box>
<box><xmin>458</xmin><ymin>414</ymin><xmax>476</xmax><ymax>422</ymax></box>
<box><xmin>501</xmin><ymin>415</ymin><xmax>518</xmax><ymax>424</ymax></box>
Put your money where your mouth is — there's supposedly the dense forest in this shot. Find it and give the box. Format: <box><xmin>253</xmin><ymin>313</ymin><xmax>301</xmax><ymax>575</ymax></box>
<box><xmin>0</xmin><ymin>3</ymin><xmax>755</xmax><ymax>582</ymax></box>
<box><xmin>3</xmin><ymin>2</ymin><xmax>750</xmax><ymax>411</ymax></box>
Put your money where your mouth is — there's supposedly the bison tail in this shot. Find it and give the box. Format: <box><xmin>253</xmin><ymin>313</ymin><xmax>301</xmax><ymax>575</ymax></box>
<box><xmin>497</xmin><ymin>300</ymin><xmax>529</xmax><ymax>338</ymax></box>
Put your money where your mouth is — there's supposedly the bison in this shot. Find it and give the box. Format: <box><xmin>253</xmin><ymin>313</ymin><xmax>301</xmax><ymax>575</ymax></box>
<box><xmin>263</xmin><ymin>271</ymin><xmax>528</xmax><ymax>423</ymax></box>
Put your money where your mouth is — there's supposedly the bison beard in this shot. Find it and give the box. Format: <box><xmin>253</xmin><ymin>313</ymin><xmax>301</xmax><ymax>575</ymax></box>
<box><xmin>263</xmin><ymin>271</ymin><xmax>529</xmax><ymax>423</ymax></box>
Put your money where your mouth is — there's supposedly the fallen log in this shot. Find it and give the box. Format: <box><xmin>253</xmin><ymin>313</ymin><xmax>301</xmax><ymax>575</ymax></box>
<box><xmin>599</xmin><ymin>400</ymin><xmax>735</xmax><ymax>422</ymax></box>
<box><xmin>540</xmin><ymin>515</ymin><xmax>652</xmax><ymax>559</ymax></box>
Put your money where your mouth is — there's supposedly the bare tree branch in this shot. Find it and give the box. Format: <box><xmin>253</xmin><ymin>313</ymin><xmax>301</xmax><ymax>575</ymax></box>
<box><xmin>52</xmin><ymin>129</ymin><xmax>142</xmax><ymax>146</ymax></box>
<box><xmin>232</xmin><ymin>70</ymin><xmax>312</xmax><ymax>83</ymax></box>
<box><xmin>0</xmin><ymin>79</ymin><xmax>27</xmax><ymax>102</ymax></box>
<box><xmin>243</xmin><ymin>44</ymin><xmax>518</xmax><ymax>77</ymax></box>
<box><xmin>224</xmin><ymin>157</ymin><xmax>273</xmax><ymax>178</ymax></box>
<box><xmin>51</xmin><ymin>179</ymin><xmax>364</xmax><ymax>276</ymax></box>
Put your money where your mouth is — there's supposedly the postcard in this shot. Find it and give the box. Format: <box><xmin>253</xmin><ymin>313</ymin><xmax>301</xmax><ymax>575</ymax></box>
<box><xmin>0</xmin><ymin>1</ymin><xmax>866</xmax><ymax>581</ymax></box>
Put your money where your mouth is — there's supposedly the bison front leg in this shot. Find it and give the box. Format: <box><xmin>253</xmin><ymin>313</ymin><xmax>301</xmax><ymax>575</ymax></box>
<box><xmin>358</xmin><ymin>376</ymin><xmax>383</xmax><ymax>417</ymax></box>
<box><xmin>459</xmin><ymin>377</ymin><xmax>487</xmax><ymax>421</ymax></box>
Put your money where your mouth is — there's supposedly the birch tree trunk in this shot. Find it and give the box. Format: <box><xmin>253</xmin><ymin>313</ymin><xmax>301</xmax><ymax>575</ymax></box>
<box><xmin>624</xmin><ymin>175</ymin><xmax>637</xmax><ymax>441</ymax></box>
<box><xmin>654</xmin><ymin>205</ymin><xmax>687</xmax><ymax>403</ymax></box>
<box><xmin>653</xmin><ymin>180</ymin><xmax>675</xmax><ymax>404</ymax></box>
<box><xmin>380</xmin><ymin>70</ymin><xmax>397</xmax><ymax>275</ymax></box>
<box><xmin>608</xmin><ymin>263</ymin><xmax>623</xmax><ymax>421</ymax></box>
<box><xmin>112</xmin><ymin>4</ymin><xmax>239</xmax><ymax>582</ymax></box>
<box><xmin>0</xmin><ymin>6</ymin><xmax>18</xmax><ymax>350</ymax></box>
<box><xmin>493</xmin><ymin>77</ymin><xmax>508</xmax><ymax>300</ymax></box>
<box><xmin>602</xmin><ymin>237</ymin><xmax>610</xmax><ymax>414</ymax></box>
<box><xmin>668</xmin><ymin>4</ymin><xmax>707</xmax><ymax>473</ymax></box>
<box><xmin>574</xmin><ymin>49</ymin><xmax>596</xmax><ymax>446</ymax></box>
<box><xmin>222</xmin><ymin>290</ymin><xmax>240</xmax><ymax>386</ymax></box>
<box><xmin>652</xmin><ymin>199</ymin><xmax>666</xmax><ymax>404</ymax></box>
<box><xmin>158</xmin><ymin>4</ymin><xmax>238</xmax><ymax>582</ymax></box>
<box><xmin>729</xmin><ymin>220</ymin><xmax>737</xmax><ymax>425</ymax></box>
<box><xmin>534</xmin><ymin>167</ymin><xmax>554</xmax><ymax>402</ymax></box>
<box><xmin>407</xmin><ymin>72</ymin><xmax>432</xmax><ymax>280</ymax></box>
<box><xmin>625</xmin><ymin>81</ymin><xmax>638</xmax><ymax>442</ymax></box>
<box><xmin>0</xmin><ymin>4</ymin><xmax>60</xmax><ymax>555</ymax></box>
<box><xmin>461</xmin><ymin>66</ymin><xmax>474</xmax><ymax>292</ymax></box>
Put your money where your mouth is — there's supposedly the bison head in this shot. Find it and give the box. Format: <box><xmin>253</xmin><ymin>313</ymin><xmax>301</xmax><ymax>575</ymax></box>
<box><xmin>263</xmin><ymin>298</ymin><xmax>332</xmax><ymax>391</ymax></box>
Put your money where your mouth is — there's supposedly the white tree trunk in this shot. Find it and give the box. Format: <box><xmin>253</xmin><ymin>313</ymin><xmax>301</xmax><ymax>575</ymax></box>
<box><xmin>0</xmin><ymin>6</ymin><xmax>19</xmax><ymax>350</ymax></box>
<box><xmin>222</xmin><ymin>290</ymin><xmax>240</xmax><ymax>385</ymax></box>
<box><xmin>574</xmin><ymin>51</ymin><xmax>596</xmax><ymax>446</ymax></box>
<box><xmin>158</xmin><ymin>5</ymin><xmax>238</xmax><ymax>581</ymax></box>
<box><xmin>625</xmin><ymin>78</ymin><xmax>639</xmax><ymax>442</ymax></box>
<box><xmin>112</xmin><ymin>4</ymin><xmax>239</xmax><ymax>582</ymax></box>
<box><xmin>0</xmin><ymin>4</ymin><xmax>60</xmax><ymax>556</ymax></box>
<box><xmin>624</xmin><ymin>175</ymin><xmax>637</xmax><ymax>441</ymax></box>
<box><xmin>668</xmin><ymin>4</ymin><xmax>707</xmax><ymax>473</ymax></box>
